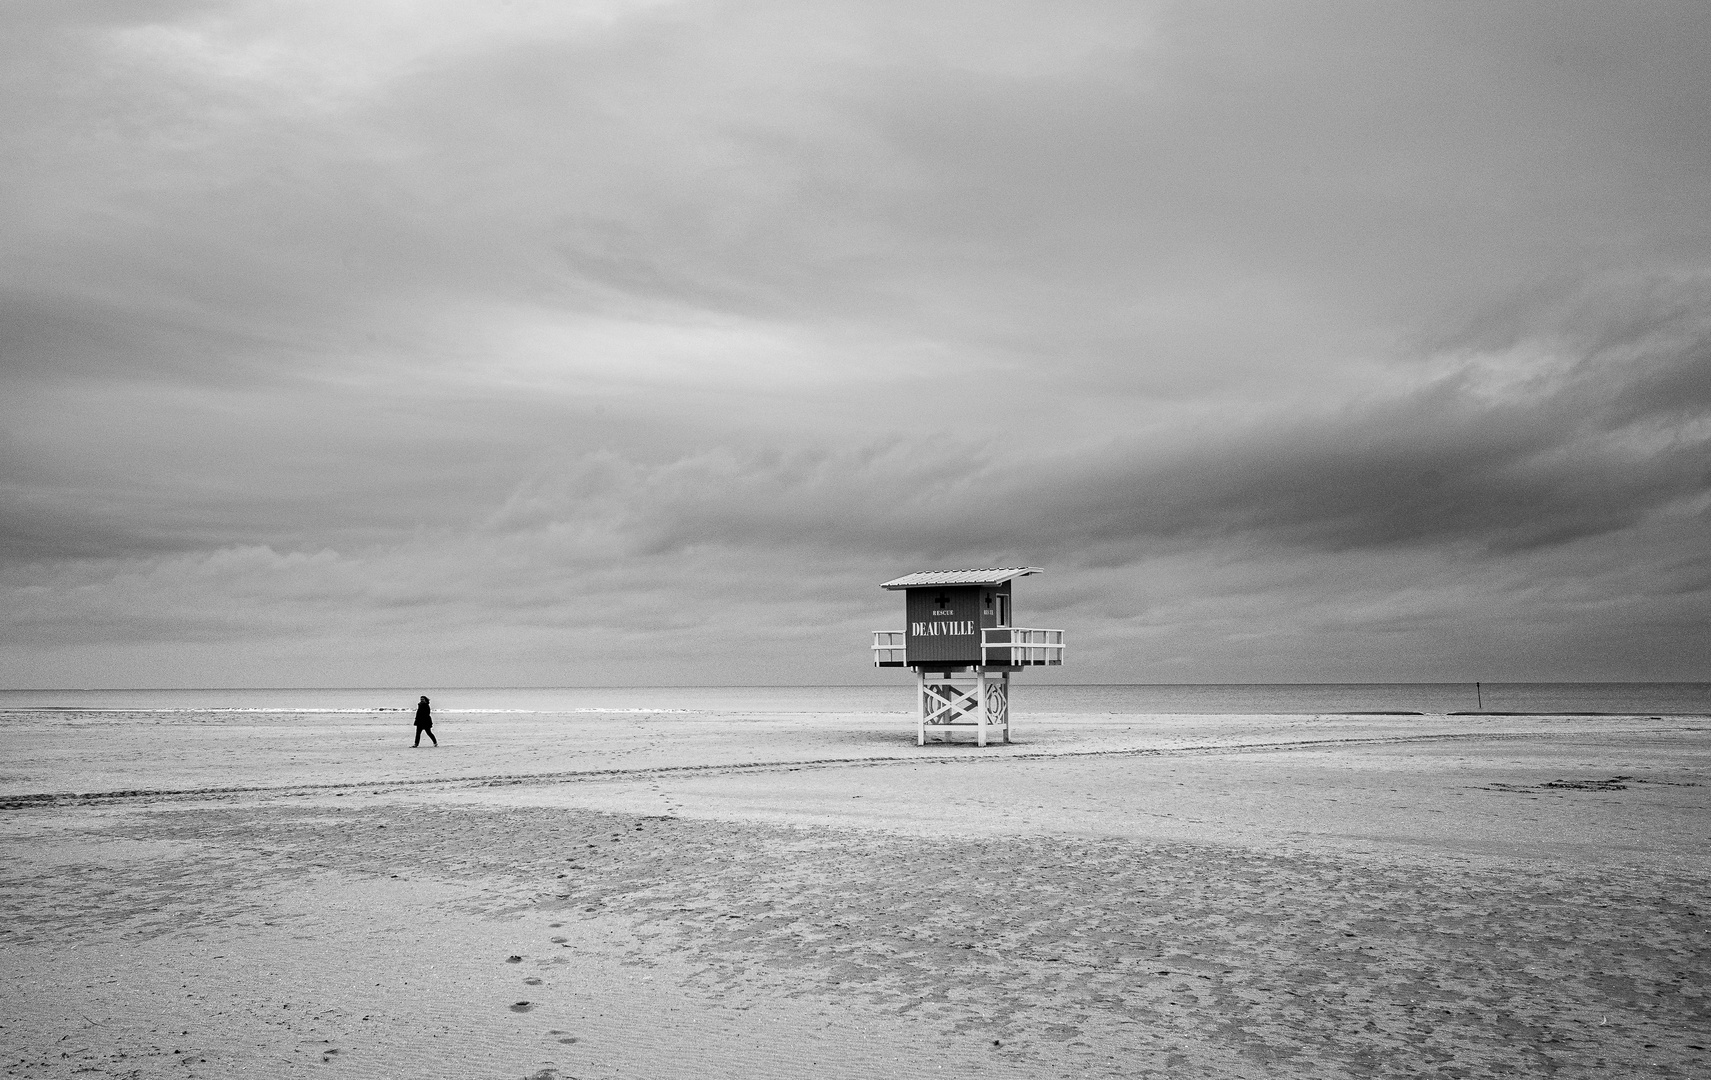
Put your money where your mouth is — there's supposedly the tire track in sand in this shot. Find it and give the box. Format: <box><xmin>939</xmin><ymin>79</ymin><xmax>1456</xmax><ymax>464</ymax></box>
<box><xmin>5</xmin><ymin>723</ymin><xmax>1696</xmax><ymax>809</ymax></box>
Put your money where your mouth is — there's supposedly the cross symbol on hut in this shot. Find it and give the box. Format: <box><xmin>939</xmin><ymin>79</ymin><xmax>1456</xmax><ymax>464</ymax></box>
<box><xmin>934</xmin><ymin>593</ymin><xmax>951</xmax><ymax>608</ymax></box>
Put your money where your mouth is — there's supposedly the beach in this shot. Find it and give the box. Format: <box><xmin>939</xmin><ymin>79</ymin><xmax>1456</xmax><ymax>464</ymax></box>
<box><xmin>2</xmin><ymin>707</ymin><xmax>1707</xmax><ymax>1078</ymax></box>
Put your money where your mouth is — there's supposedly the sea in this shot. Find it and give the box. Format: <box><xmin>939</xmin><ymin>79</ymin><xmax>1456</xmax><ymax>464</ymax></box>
<box><xmin>1</xmin><ymin>683</ymin><xmax>1706</xmax><ymax>716</ymax></box>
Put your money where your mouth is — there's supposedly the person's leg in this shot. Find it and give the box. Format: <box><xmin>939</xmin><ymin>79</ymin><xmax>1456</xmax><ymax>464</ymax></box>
<box><xmin>413</xmin><ymin>728</ymin><xmax>422</xmax><ymax>747</ymax></box>
<box><xmin>425</xmin><ymin>728</ymin><xmax>437</xmax><ymax>746</ymax></box>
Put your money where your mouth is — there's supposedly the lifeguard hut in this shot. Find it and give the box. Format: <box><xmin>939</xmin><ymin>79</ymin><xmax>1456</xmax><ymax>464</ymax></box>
<box><xmin>871</xmin><ymin>567</ymin><xmax>1064</xmax><ymax>746</ymax></box>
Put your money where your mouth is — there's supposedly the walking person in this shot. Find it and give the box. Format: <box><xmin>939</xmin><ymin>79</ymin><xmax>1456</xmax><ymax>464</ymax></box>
<box><xmin>413</xmin><ymin>695</ymin><xmax>437</xmax><ymax>747</ymax></box>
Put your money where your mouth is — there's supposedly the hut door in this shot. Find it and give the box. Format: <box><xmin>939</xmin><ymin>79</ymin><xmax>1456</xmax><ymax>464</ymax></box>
<box><xmin>994</xmin><ymin>593</ymin><xmax>1009</xmax><ymax>627</ymax></box>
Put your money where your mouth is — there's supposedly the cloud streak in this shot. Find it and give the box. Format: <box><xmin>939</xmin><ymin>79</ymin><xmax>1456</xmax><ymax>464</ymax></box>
<box><xmin>481</xmin><ymin>280</ymin><xmax>1711</xmax><ymax>563</ymax></box>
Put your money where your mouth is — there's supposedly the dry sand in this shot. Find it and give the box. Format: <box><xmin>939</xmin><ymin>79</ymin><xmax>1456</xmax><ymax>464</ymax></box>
<box><xmin>1</xmin><ymin>707</ymin><xmax>1707</xmax><ymax>1078</ymax></box>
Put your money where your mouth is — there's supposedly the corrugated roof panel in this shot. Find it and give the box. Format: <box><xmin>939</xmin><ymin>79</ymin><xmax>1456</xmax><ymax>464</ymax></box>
<box><xmin>879</xmin><ymin>567</ymin><xmax>1043</xmax><ymax>589</ymax></box>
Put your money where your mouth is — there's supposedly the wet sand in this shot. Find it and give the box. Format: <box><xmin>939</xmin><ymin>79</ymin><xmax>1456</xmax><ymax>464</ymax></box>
<box><xmin>2</xmin><ymin>709</ymin><xmax>1707</xmax><ymax>1078</ymax></box>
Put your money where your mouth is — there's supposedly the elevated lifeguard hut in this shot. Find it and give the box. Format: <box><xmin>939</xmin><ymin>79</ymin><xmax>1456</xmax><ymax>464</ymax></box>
<box><xmin>872</xmin><ymin>567</ymin><xmax>1064</xmax><ymax>745</ymax></box>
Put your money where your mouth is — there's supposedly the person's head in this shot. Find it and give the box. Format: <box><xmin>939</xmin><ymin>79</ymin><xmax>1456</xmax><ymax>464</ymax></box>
<box><xmin>420</xmin><ymin>696</ymin><xmax>429</xmax><ymax>704</ymax></box>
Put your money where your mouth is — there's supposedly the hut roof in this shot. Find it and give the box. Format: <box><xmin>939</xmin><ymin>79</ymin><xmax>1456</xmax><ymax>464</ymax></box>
<box><xmin>879</xmin><ymin>567</ymin><xmax>1043</xmax><ymax>590</ymax></box>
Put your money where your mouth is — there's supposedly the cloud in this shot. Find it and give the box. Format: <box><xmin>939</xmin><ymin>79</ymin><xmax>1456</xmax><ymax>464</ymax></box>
<box><xmin>1075</xmin><ymin>291</ymin><xmax>1711</xmax><ymax>556</ymax></box>
<box><xmin>3</xmin><ymin>0</ymin><xmax>1710</xmax><ymax>685</ymax></box>
<box><xmin>467</xmin><ymin>276</ymin><xmax>1711</xmax><ymax>566</ymax></box>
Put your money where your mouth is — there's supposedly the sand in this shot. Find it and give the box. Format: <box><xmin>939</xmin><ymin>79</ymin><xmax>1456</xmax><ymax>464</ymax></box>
<box><xmin>1</xmin><ymin>708</ymin><xmax>1707</xmax><ymax>1078</ymax></box>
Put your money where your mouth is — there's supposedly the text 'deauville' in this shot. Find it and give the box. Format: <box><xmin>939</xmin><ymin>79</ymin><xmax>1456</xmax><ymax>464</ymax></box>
<box><xmin>910</xmin><ymin>621</ymin><xmax>976</xmax><ymax>637</ymax></box>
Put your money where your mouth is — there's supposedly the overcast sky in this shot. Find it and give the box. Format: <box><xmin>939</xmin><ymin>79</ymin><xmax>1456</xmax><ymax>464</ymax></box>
<box><xmin>4</xmin><ymin>0</ymin><xmax>1709</xmax><ymax>688</ymax></box>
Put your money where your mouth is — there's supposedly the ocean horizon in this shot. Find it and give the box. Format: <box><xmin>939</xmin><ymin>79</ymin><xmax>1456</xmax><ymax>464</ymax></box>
<box><xmin>3</xmin><ymin>682</ymin><xmax>1707</xmax><ymax>716</ymax></box>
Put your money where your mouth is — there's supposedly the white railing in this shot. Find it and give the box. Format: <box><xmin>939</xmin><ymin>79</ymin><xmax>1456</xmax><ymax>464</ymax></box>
<box><xmin>872</xmin><ymin>628</ymin><xmax>1065</xmax><ymax>667</ymax></box>
<box><xmin>872</xmin><ymin>631</ymin><xmax>906</xmax><ymax>666</ymax></box>
<box><xmin>982</xmin><ymin>627</ymin><xmax>1065</xmax><ymax>666</ymax></box>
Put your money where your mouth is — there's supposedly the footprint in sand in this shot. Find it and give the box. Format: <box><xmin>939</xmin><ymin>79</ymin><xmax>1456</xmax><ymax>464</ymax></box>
<box><xmin>506</xmin><ymin>955</ymin><xmax>523</xmax><ymax>963</ymax></box>
<box><xmin>510</xmin><ymin>1001</ymin><xmax>533</xmax><ymax>1012</ymax></box>
<box><xmin>524</xmin><ymin>977</ymin><xmax>543</xmax><ymax>986</ymax></box>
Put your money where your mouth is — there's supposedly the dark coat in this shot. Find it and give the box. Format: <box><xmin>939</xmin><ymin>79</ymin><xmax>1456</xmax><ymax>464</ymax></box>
<box><xmin>414</xmin><ymin>701</ymin><xmax>432</xmax><ymax>728</ymax></box>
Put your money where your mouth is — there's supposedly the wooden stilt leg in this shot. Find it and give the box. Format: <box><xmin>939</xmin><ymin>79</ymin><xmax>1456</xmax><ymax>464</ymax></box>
<box><xmin>976</xmin><ymin>670</ymin><xmax>989</xmax><ymax>747</ymax></box>
<box><xmin>916</xmin><ymin>670</ymin><xmax>926</xmax><ymax>746</ymax></box>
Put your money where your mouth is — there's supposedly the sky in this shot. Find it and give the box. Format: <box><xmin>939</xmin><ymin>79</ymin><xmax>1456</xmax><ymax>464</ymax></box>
<box><xmin>3</xmin><ymin>0</ymin><xmax>1709</xmax><ymax>688</ymax></box>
